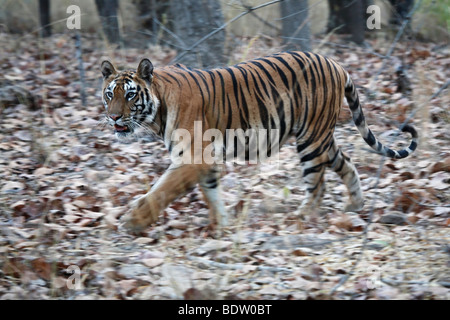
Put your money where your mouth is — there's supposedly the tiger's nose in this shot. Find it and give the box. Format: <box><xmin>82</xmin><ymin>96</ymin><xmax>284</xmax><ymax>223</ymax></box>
<box><xmin>109</xmin><ymin>114</ymin><xmax>122</xmax><ymax>121</ymax></box>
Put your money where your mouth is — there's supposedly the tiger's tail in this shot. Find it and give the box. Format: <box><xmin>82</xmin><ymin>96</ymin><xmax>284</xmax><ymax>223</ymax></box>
<box><xmin>344</xmin><ymin>73</ymin><xmax>418</xmax><ymax>159</ymax></box>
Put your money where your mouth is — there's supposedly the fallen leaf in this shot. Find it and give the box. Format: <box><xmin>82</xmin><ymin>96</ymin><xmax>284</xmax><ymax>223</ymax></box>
<box><xmin>118</xmin><ymin>279</ymin><xmax>138</xmax><ymax>296</ymax></box>
<box><xmin>428</xmin><ymin>172</ymin><xmax>450</xmax><ymax>190</ymax></box>
<box><xmin>31</xmin><ymin>258</ymin><xmax>52</xmax><ymax>281</ymax></box>
<box><xmin>2</xmin><ymin>181</ymin><xmax>25</xmax><ymax>193</ymax></box>
<box><xmin>195</xmin><ymin>240</ymin><xmax>233</xmax><ymax>256</ymax></box>
<box><xmin>142</xmin><ymin>258</ymin><xmax>164</xmax><ymax>268</ymax></box>
<box><xmin>13</xmin><ymin>130</ymin><xmax>32</xmax><ymax>141</ymax></box>
<box><xmin>33</xmin><ymin>167</ymin><xmax>54</xmax><ymax>176</ymax></box>
<box><xmin>378</xmin><ymin>212</ymin><xmax>407</xmax><ymax>225</ymax></box>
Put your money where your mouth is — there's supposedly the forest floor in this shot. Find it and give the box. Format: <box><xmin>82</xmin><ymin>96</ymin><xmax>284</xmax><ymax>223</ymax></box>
<box><xmin>0</xmin><ymin>32</ymin><xmax>449</xmax><ymax>300</ymax></box>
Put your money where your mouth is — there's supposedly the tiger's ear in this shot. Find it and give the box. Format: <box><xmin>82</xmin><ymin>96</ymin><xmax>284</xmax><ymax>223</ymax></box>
<box><xmin>101</xmin><ymin>60</ymin><xmax>117</xmax><ymax>80</ymax></box>
<box><xmin>137</xmin><ymin>59</ymin><xmax>154</xmax><ymax>83</ymax></box>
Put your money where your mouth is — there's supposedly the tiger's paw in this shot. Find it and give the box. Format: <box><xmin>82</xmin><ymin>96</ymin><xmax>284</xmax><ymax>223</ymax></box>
<box><xmin>119</xmin><ymin>196</ymin><xmax>159</xmax><ymax>234</ymax></box>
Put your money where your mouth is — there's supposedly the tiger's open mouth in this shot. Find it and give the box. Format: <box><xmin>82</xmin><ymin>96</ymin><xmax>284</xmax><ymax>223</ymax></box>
<box><xmin>114</xmin><ymin>124</ymin><xmax>131</xmax><ymax>133</ymax></box>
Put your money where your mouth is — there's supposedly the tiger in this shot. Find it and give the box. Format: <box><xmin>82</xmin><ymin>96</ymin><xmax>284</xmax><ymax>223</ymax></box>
<box><xmin>100</xmin><ymin>51</ymin><xmax>418</xmax><ymax>233</ymax></box>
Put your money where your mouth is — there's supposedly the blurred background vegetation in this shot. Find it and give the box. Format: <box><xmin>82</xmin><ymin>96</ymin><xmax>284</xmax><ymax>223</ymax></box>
<box><xmin>0</xmin><ymin>0</ymin><xmax>447</xmax><ymax>37</ymax></box>
<box><xmin>0</xmin><ymin>0</ymin><xmax>448</xmax><ymax>68</ymax></box>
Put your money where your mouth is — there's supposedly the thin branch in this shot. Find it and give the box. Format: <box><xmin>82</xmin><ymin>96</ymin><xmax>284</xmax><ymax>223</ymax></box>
<box><xmin>312</xmin><ymin>38</ymin><xmax>388</xmax><ymax>59</ymax></box>
<box><xmin>275</xmin><ymin>0</ymin><xmax>326</xmax><ymax>21</ymax></box>
<box><xmin>283</xmin><ymin>37</ymin><xmax>388</xmax><ymax>59</ymax></box>
<box><xmin>381</xmin><ymin>278</ymin><xmax>435</xmax><ymax>287</ymax></box>
<box><xmin>372</xmin><ymin>0</ymin><xmax>424</xmax><ymax>83</ymax></box>
<box><xmin>406</xmin><ymin>195</ymin><xmax>450</xmax><ymax>208</ymax></box>
<box><xmin>15</xmin><ymin>14</ymin><xmax>87</xmax><ymax>42</ymax></box>
<box><xmin>399</xmin><ymin>79</ymin><xmax>449</xmax><ymax>129</ymax></box>
<box><xmin>151</xmin><ymin>17</ymin><xmax>187</xmax><ymax>49</ymax></box>
<box><xmin>75</xmin><ymin>32</ymin><xmax>87</xmax><ymax>107</ymax></box>
<box><xmin>134</xmin><ymin>30</ymin><xmax>186</xmax><ymax>50</ymax></box>
<box><xmin>186</xmin><ymin>253</ymin><xmax>293</xmax><ymax>274</ymax></box>
<box><xmin>170</xmin><ymin>0</ymin><xmax>285</xmax><ymax>64</ymax></box>
<box><xmin>239</xmin><ymin>0</ymin><xmax>281</xmax><ymax>32</ymax></box>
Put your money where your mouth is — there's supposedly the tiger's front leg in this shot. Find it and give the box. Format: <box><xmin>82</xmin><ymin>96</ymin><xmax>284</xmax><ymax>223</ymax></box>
<box><xmin>121</xmin><ymin>164</ymin><xmax>204</xmax><ymax>233</ymax></box>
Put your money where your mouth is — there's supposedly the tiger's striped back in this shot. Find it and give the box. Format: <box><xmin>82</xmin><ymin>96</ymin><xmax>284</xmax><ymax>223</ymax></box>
<box><xmin>154</xmin><ymin>52</ymin><xmax>349</xmax><ymax>157</ymax></box>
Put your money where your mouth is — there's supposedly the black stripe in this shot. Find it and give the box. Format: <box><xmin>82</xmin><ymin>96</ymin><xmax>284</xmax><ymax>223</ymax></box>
<box><xmin>273</xmin><ymin>56</ymin><xmax>297</xmax><ymax>131</ymax></box>
<box><xmin>328</xmin><ymin>149</ymin><xmax>339</xmax><ymax>167</ymax></box>
<box><xmin>158</xmin><ymin>73</ymin><xmax>180</xmax><ymax>86</ymax></box>
<box><xmin>275</xmin><ymin>64</ymin><xmax>289</xmax><ymax>88</ymax></box>
<box><xmin>386</xmin><ymin>149</ymin><xmax>396</xmax><ymax>158</ymax></box>
<box><xmin>185</xmin><ymin>70</ymin><xmax>206</xmax><ymax>112</ymax></box>
<box><xmin>250</xmin><ymin>61</ymin><xmax>276</xmax><ymax>87</ymax></box>
<box><xmin>303</xmin><ymin>162</ymin><xmax>328</xmax><ymax>177</ymax></box>
<box><xmin>206</xmin><ymin>70</ymin><xmax>219</xmax><ymax>125</ymax></box>
<box><xmin>246</xmin><ymin>68</ymin><xmax>269</xmax><ymax>128</ymax></box>
<box><xmin>299</xmin><ymin>131</ymin><xmax>333</xmax><ymax>162</ymax></box>
<box><xmin>300</xmin><ymin>146</ymin><xmax>322</xmax><ymax>163</ymax></box>
<box><xmin>397</xmin><ymin>149</ymin><xmax>409</xmax><ymax>158</ymax></box>
<box><xmin>335</xmin><ymin>156</ymin><xmax>345</xmax><ymax>173</ymax></box>
<box><xmin>349</xmin><ymin>96</ymin><xmax>360</xmax><ymax>111</ymax></box>
<box><xmin>296</xmin><ymin>97</ymin><xmax>308</xmax><ymax>139</ymax></box>
<box><xmin>225</xmin><ymin>67</ymin><xmax>239</xmax><ymax>101</ymax></box>
<box><xmin>306</xmin><ymin>172</ymin><xmax>325</xmax><ymax>193</ymax></box>
<box><xmin>217</xmin><ymin>71</ymin><xmax>226</xmax><ymax>116</ymax></box>
<box><xmin>174</xmin><ymin>70</ymin><xmax>193</xmax><ymax>90</ymax></box>
<box><xmin>194</xmin><ymin>70</ymin><xmax>210</xmax><ymax>100</ymax></box>
<box><xmin>236</xmin><ymin>66</ymin><xmax>250</xmax><ymax>88</ymax></box>
<box><xmin>278</xmin><ymin>110</ymin><xmax>286</xmax><ymax>143</ymax></box>
<box><xmin>239</xmin><ymin>86</ymin><xmax>250</xmax><ymax>130</ymax></box>
<box><xmin>255</xmin><ymin>95</ymin><xmax>268</xmax><ymax>129</ymax></box>
<box><xmin>290</xmin><ymin>52</ymin><xmax>310</xmax><ymax>86</ymax></box>
<box><xmin>345</xmin><ymin>84</ymin><xmax>353</xmax><ymax>92</ymax></box>
<box><xmin>205</xmin><ymin>182</ymin><xmax>217</xmax><ymax>189</ymax></box>
<box><xmin>354</xmin><ymin>112</ymin><xmax>365</xmax><ymax>127</ymax></box>
<box><xmin>248</xmin><ymin>64</ymin><xmax>270</xmax><ymax>97</ymax></box>
<box><xmin>363</xmin><ymin>130</ymin><xmax>376</xmax><ymax>146</ymax></box>
<box><xmin>226</xmin><ymin>95</ymin><xmax>233</xmax><ymax>129</ymax></box>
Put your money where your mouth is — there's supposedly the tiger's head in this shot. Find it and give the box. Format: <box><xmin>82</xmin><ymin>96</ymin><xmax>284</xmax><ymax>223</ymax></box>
<box><xmin>100</xmin><ymin>59</ymin><xmax>159</xmax><ymax>140</ymax></box>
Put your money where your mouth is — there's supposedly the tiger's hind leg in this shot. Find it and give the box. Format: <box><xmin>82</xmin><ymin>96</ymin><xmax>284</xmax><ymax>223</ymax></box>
<box><xmin>297</xmin><ymin>146</ymin><xmax>329</xmax><ymax>218</ymax></box>
<box><xmin>199</xmin><ymin>165</ymin><xmax>227</xmax><ymax>229</ymax></box>
<box><xmin>328</xmin><ymin>138</ymin><xmax>365</xmax><ymax>212</ymax></box>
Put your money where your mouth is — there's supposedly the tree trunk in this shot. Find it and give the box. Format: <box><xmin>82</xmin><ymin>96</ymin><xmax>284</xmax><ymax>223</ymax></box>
<box><xmin>169</xmin><ymin>0</ymin><xmax>226</xmax><ymax>68</ymax></box>
<box><xmin>95</xmin><ymin>0</ymin><xmax>121</xmax><ymax>45</ymax></box>
<box><xmin>280</xmin><ymin>0</ymin><xmax>311</xmax><ymax>51</ymax></box>
<box><xmin>327</xmin><ymin>0</ymin><xmax>368</xmax><ymax>44</ymax></box>
<box><xmin>389</xmin><ymin>0</ymin><xmax>414</xmax><ymax>25</ymax></box>
<box><xmin>39</xmin><ymin>0</ymin><xmax>51</xmax><ymax>37</ymax></box>
<box><xmin>132</xmin><ymin>0</ymin><xmax>171</xmax><ymax>44</ymax></box>
<box><xmin>327</xmin><ymin>0</ymin><xmax>346</xmax><ymax>33</ymax></box>
<box><xmin>346</xmin><ymin>0</ymin><xmax>365</xmax><ymax>44</ymax></box>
